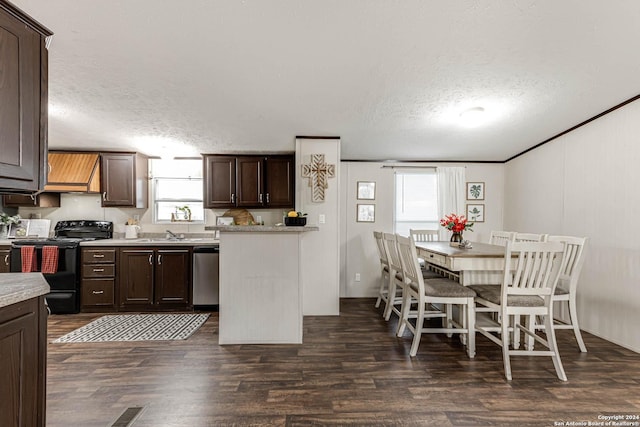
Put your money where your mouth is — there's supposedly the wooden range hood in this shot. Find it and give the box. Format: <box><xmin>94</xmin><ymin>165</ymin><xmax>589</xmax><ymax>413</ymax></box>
<box><xmin>44</xmin><ymin>152</ymin><xmax>101</xmax><ymax>192</ymax></box>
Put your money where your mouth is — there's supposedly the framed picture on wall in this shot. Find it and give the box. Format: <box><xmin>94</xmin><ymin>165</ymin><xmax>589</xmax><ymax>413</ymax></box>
<box><xmin>357</xmin><ymin>181</ymin><xmax>376</xmax><ymax>200</ymax></box>
<box><xmin>466</xmin><ymin>204</ymin><xmax>485</xmax><ymax>223</ymax></box>
<box><xmin>466</xmin><ymin>182</ymin><xmax>485</xmax><ymax>200</ymax></box>
<box><xmin>356</xmin><ymin>204</ymin><xmax>375</xmax><ymax>222</ymax></box>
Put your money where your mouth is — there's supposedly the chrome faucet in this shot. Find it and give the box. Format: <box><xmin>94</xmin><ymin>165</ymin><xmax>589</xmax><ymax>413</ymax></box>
<box><xmin>165</xmin><ymin>229</ymin><xmax>183</xmax><ymax>240</ymax></box>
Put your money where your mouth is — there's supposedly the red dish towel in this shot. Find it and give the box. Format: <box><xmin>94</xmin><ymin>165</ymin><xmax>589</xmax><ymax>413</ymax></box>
<box><xmin>21</xmin><ymin>246</ymin><xmax>38</xmax><ymax>273</ymax></box>
<box><xmin>41</xmin><ymin>246</ymin><xmax>59</xmax><ymax>274</ymax></box>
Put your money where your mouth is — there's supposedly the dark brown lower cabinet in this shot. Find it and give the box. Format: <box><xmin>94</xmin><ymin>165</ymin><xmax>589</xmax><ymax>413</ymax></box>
<box><xmin>81</xmin><ymin>248</ymin><xmax>117</xmax><ymax>311</ymax></box>
<box><xmin>0</xmin><ymin>296</ymin><xmax>47</xmax><ymax>427</ymax></box>
<box><xmin>0</xmin><ymin>246</ymin><xmax>10</xmax><ymax>273</ymax></box>
<box><xmin>119</xmin><ymin>248</ymin><xmax>191</xmax><ymax>310</ymax></box>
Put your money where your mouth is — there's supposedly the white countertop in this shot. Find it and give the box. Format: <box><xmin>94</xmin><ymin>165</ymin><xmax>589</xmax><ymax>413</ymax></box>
<box><xmin>205</xmin><ymin>225</ymin><xmax>319</xmax><ymax>232</ymax></box>
<box><xmin>2</xmin><ymin>238</ymin><xmax>220</xmax><ymax>247</ymax></box>
<box><xmin>80</xmin><ymin>238</ymin><xmax>220</xmax><ymax>246</ymax></box>
<box><xmin>0</xmin><ymin>273</ymin><xmax>50</xmax><ymax>308</ymax></box>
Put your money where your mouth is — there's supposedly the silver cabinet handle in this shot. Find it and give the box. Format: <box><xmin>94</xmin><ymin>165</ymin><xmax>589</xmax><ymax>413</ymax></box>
<box><xmin>92</xmin><ymin>290</ymin><xmax>104</xmax><ymax>295</ymax></box>
<box><xmin>93</xmin><ymin>254</ymin><xmax>105</xmax><ymax>258</ymax></box>
<box><xmin>148</xmin><ymin>254</ymin><xmax>153</xmax><ymax>264</ymax></box>
<box><xmin>259</xmin><ymin>193</ymin><xmax>263</xmax><ymax>203</ymax></box>
<box><xmin>93</xmin><ymin>268</ymin><xmax>105</xmax><ymax>272</ymax></box>
<box><xmin>231</xmin><ymin>193</ymin><xmax>236</xmax><ymax>203</ymax></box>
<box><xmin>4</xmin><ymin>254</ymin><xmax>9</xmax><ymax>266</ymax></box>
<box><xmin>266</xmin><ymin>193</ymin><xmax>270</xmax><ymax>204</ymax></box>
<box><xmin>103</xmin><ymin>191</ymin><xmax>108</xmax><ymax>201</ymax></box>
<box><xmin>158</xmin><ymin>254</ymin><xmax>162</xmax><ymax>265</ymax></box>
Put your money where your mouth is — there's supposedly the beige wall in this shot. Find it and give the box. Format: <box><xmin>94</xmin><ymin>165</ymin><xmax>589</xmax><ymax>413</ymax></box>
<box><xmin>296</xmin><ymin>138</ymin><xmax>341</xmax><ymax>316</ymax></box>
<box><xmin>339</xmin><ymin>161</ymin><xmax>505</xmax><ymax>298</ymax></box>
<box><xmin>505</xmin><ymin>99</ymin><xmax>640</xmax><ymax>353</ymax></box>
<box><xmin>17</xmin><ymin>193</ymin><xmax>286</xmax><ymax>237</ymax></box>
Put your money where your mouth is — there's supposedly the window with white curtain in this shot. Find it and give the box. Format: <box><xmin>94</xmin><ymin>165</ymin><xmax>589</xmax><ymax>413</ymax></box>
<box><xmin>394</xmin><ymin>170</ymin><xmax>439</xmax><ymax>236</ymax></box>
<box><xmin>150</xmin><ymin>159</ymin><xmax>204</xmax><ymax>223</ymax></box>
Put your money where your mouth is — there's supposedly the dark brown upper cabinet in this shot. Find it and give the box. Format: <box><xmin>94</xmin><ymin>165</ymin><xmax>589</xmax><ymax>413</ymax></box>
<box><xmin>100</xmin><ymin>153</ymin><xmax>148</xmax><ymax>208</ymax></box>
<box><xmin>264</xmin><ymin>156</ymin><xmax>295</xmax><ymax>208</ymax></box>
<box><xmin>2</xmin><ymin>192</ymin><xmax>60</xmax><ymax>208</ymax></box>
<box><xmin>0</xmin><ymin>3</ymin><xmax>52</xmax><ymax>193</ymax></box>
<box><xmin>203</xmin><ymin>154</ymin><xmax>294</xmax><ymax>209</ymax></box>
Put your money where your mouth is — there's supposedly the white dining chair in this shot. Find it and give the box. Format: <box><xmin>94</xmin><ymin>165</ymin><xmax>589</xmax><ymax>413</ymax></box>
<box><xmin>489</xmin><ymin>230</ymin><xmax>515</xmax><ymax>246</ymax></box>
<box><xmin>410</xmin><ymin>229</ymin><xmax>439</xmax><ymax>242</ymax></box>
<box><xmin>473</xmin><ymin>240</ymin><xmax>569</xmax><ymax>381</ymax></box>
<box><xmin>395</xmin><ymin>234</ymin><xmax>477</xmax><ymax>358</ymax></box>
<box><xmin>536</xmin><ymin>235</ymin><xmax>589</xmax><ymax>352</ymax></box>
<box><xmin>381</xmin><ymin>232</ymin><xmax>405</xmax><ymax>321</ymax></box>
<box><xmin>514</xmin><ymin>232</ymin><xmax>548</xmax><ymax>242</ymax></box>
<box><xmin>409</xmin><ymin>229</ymin><xmax>442</xmax><ymax>280</ymax></box>
<box><xmin>373</xmin><ymin>231</ymin><xmax>390</xmax><ymax>314</ymax></box>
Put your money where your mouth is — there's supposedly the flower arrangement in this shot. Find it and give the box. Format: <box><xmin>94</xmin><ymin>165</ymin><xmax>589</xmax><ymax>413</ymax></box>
<box><xmin>439</xmin><ymin>213</ymin><xmax>473</xmax><ymax>233</ymax></box>
<box><xmin>0</xmin><ymin>212</ymin><xmax>21</xmax><ymax>225</ymax></box>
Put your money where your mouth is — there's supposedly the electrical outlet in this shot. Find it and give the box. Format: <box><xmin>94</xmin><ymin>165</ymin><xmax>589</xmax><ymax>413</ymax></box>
<box><xmin>355</xmin><ymin>273</ymin><xmax>361</xmax><ymax>282</ymax></box>
<box><xmin>319</xmin><ymin>214</ymin><xmax>326</xmax><ymax>224</ymax></box>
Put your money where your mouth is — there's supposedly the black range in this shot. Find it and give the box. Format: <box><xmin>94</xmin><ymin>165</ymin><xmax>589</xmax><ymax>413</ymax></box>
<box><xmin>10</xmin><ymin>220</ymin><xmax>113</xmax><ymax>314</ymax></box>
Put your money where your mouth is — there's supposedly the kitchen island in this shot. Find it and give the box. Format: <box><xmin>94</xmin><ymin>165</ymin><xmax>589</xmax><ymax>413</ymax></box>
<box><xmin>206</xmin><ymin>225</ymin><xmax>319</xmax><ymax>344</ymax></box>
<box><xmin>0</xmin><ymin>273</ymin><xmax>50</xmax><ymax>426</ymax></box>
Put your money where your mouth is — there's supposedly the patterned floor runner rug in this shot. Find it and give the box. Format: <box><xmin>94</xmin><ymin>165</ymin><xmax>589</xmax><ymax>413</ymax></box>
<box><xmin>53</xmin><ymin>313</ymin><xmax>210</xmax><ymax>343</ymax></box>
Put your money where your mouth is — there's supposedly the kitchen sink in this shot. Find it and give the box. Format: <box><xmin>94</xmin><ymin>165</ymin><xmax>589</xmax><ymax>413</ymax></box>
<box><xmin>133</xmin><ymin>238</ymin><xmax>203</xmax><ymax>242</ymax></box>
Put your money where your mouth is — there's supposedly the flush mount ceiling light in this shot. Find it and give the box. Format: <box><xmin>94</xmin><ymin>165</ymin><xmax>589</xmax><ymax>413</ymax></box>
<box><xmin>459</xmin><ymin>107</ymin><xmax>486</xmax><ymax>127</ymax></box>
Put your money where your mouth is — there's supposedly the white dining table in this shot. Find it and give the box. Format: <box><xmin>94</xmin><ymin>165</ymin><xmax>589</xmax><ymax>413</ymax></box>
<box><xmin>414</xmin><ymin>241</ymin><xmax>508</xmax><ymax>285</ymax></box>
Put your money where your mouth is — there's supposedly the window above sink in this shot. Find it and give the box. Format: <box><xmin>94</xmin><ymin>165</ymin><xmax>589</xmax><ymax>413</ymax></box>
<box><xmin>150</xmin><ymin>159</ymin><xmax>204</xmax><ymax>224</ymax></box>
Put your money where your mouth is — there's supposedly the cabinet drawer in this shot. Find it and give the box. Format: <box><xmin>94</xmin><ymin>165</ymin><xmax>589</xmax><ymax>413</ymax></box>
<box><xmin>82</xmin><ymin>249</ymin><xmax>116</xmax><ymax>263</ymax></box>
<box><xmin>82</xmin><ymin>279</ymin><xmax>115</xmax><ymax>306</ymax></box>
<box><xmin>423</xmin><ymin>251</ymin><xmax>447</xmax><ymax>268</ymax></box>
<box><xmin>82</xmin><ymin>264</ymin><xmax>115</xmax><ymax>278</ymax></box>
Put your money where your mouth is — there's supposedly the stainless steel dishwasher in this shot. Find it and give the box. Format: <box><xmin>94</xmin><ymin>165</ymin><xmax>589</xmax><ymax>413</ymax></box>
<box><xmin>192</xmin><ymin>245</ymin><xmax>220</xmax><ymax>310</ymax></box>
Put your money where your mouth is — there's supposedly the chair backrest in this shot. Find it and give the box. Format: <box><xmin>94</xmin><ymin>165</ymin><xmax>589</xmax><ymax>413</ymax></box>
<box><xmin>373</xmin><ymin>231</ymin><xmax>389</xmax><ymax>268</ymax></box>
<box><xmin>503</xmin><ymin>241</ymin><xmax>568</xmax><ymax>301</ymax></box>
<box><xmin>514</xmin><ymin>232</ymin><xmax>548</xmax><ymax>242</ymax></box>
<box><xmin>410</xmin><ymin>229</ymin><xmax>439</xmax><ymax>242</ymax></box>
<box><xmin>382</xmin><ymin>233</ymin><xmax>403</xmax><ymax>279</ymax></box>
<box><xmin>489</xmin><ymin>230</ymin><xmax>515</xmax><ymax>246</ymax></box>
<box><xmin>547</xmin><ymin>235</ymin><xmax>589</xmax><ymax>293</ymax></box>
<box><xmin>396</xmin><ymin>234</ymin><xmax>424</xmax><ymax>293</ymax></box>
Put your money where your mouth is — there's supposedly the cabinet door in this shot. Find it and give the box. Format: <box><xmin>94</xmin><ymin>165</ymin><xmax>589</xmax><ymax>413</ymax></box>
<box><xmin>155</xmin><ymin>249</ymin><xmax>191</xmax><ymax>306</ymax></box>
<box><xmin>264</xmin><ymin>156</ymin><xmax>295</xmax><ymax>208</ymax></box>
<box><xmin>0</xmin><ymin>298</ymin><xmax>43</xmax><ymax>427</ymax></box>
<box><xmin>119</xmin><ymin>249</ymin><xmax>154</xmax><ymax>308</ymax></box>
<box><xmin>101</xmin><ymin>154</ymin><xmax>135</xmax><ymax>207</ymax></box>
<box><xmin>236</xmin><ymin>156</ymin><xmax>262</xmax><ymax>207</ymax></box>
<box><xmin>0</xmin><ymin>9</ymin><xmax>48</xmax><ymax>192</ymax></box>
<box><xmin>204</xmin><ymin>155</ymin><xmax>236</xmax><ymax>208</ymax></box>
<box><xmin>0</xmin><ymin>248</ymin><xmax>10</xmax><ymax>273</ymax></box>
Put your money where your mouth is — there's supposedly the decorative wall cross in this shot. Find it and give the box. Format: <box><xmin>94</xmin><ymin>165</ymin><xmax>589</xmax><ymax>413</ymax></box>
<box><xmin>301</xmin><ymin>154</ymin><xmax>335</xmax><ymax>202</ymax></box>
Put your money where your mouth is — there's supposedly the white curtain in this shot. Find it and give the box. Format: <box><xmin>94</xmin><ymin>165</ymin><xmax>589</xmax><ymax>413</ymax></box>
<box><xmin>436</xmin><ymin>167</ymin><xmax>466</xmax><ymax>241</ymax></box>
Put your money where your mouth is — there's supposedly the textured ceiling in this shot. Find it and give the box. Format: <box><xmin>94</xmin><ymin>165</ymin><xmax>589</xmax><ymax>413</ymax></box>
<box><xmin>12</xmin><ymin>0</ymin><xmax>640</xmax><ymax>161</ymax></box>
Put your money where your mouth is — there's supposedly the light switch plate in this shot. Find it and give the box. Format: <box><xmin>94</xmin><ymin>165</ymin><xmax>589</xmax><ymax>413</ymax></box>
<box><xmin>319</xmin><ymin>214</ymin><xmax>326</xmax><ymax>224</ymax></box>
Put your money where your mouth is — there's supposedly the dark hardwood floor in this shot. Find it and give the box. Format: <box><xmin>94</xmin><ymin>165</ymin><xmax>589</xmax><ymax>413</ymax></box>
<box><xmin>46</xmin><ymin>299</ymin><xmax>640</xmax><ymax>426</ymax></box>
